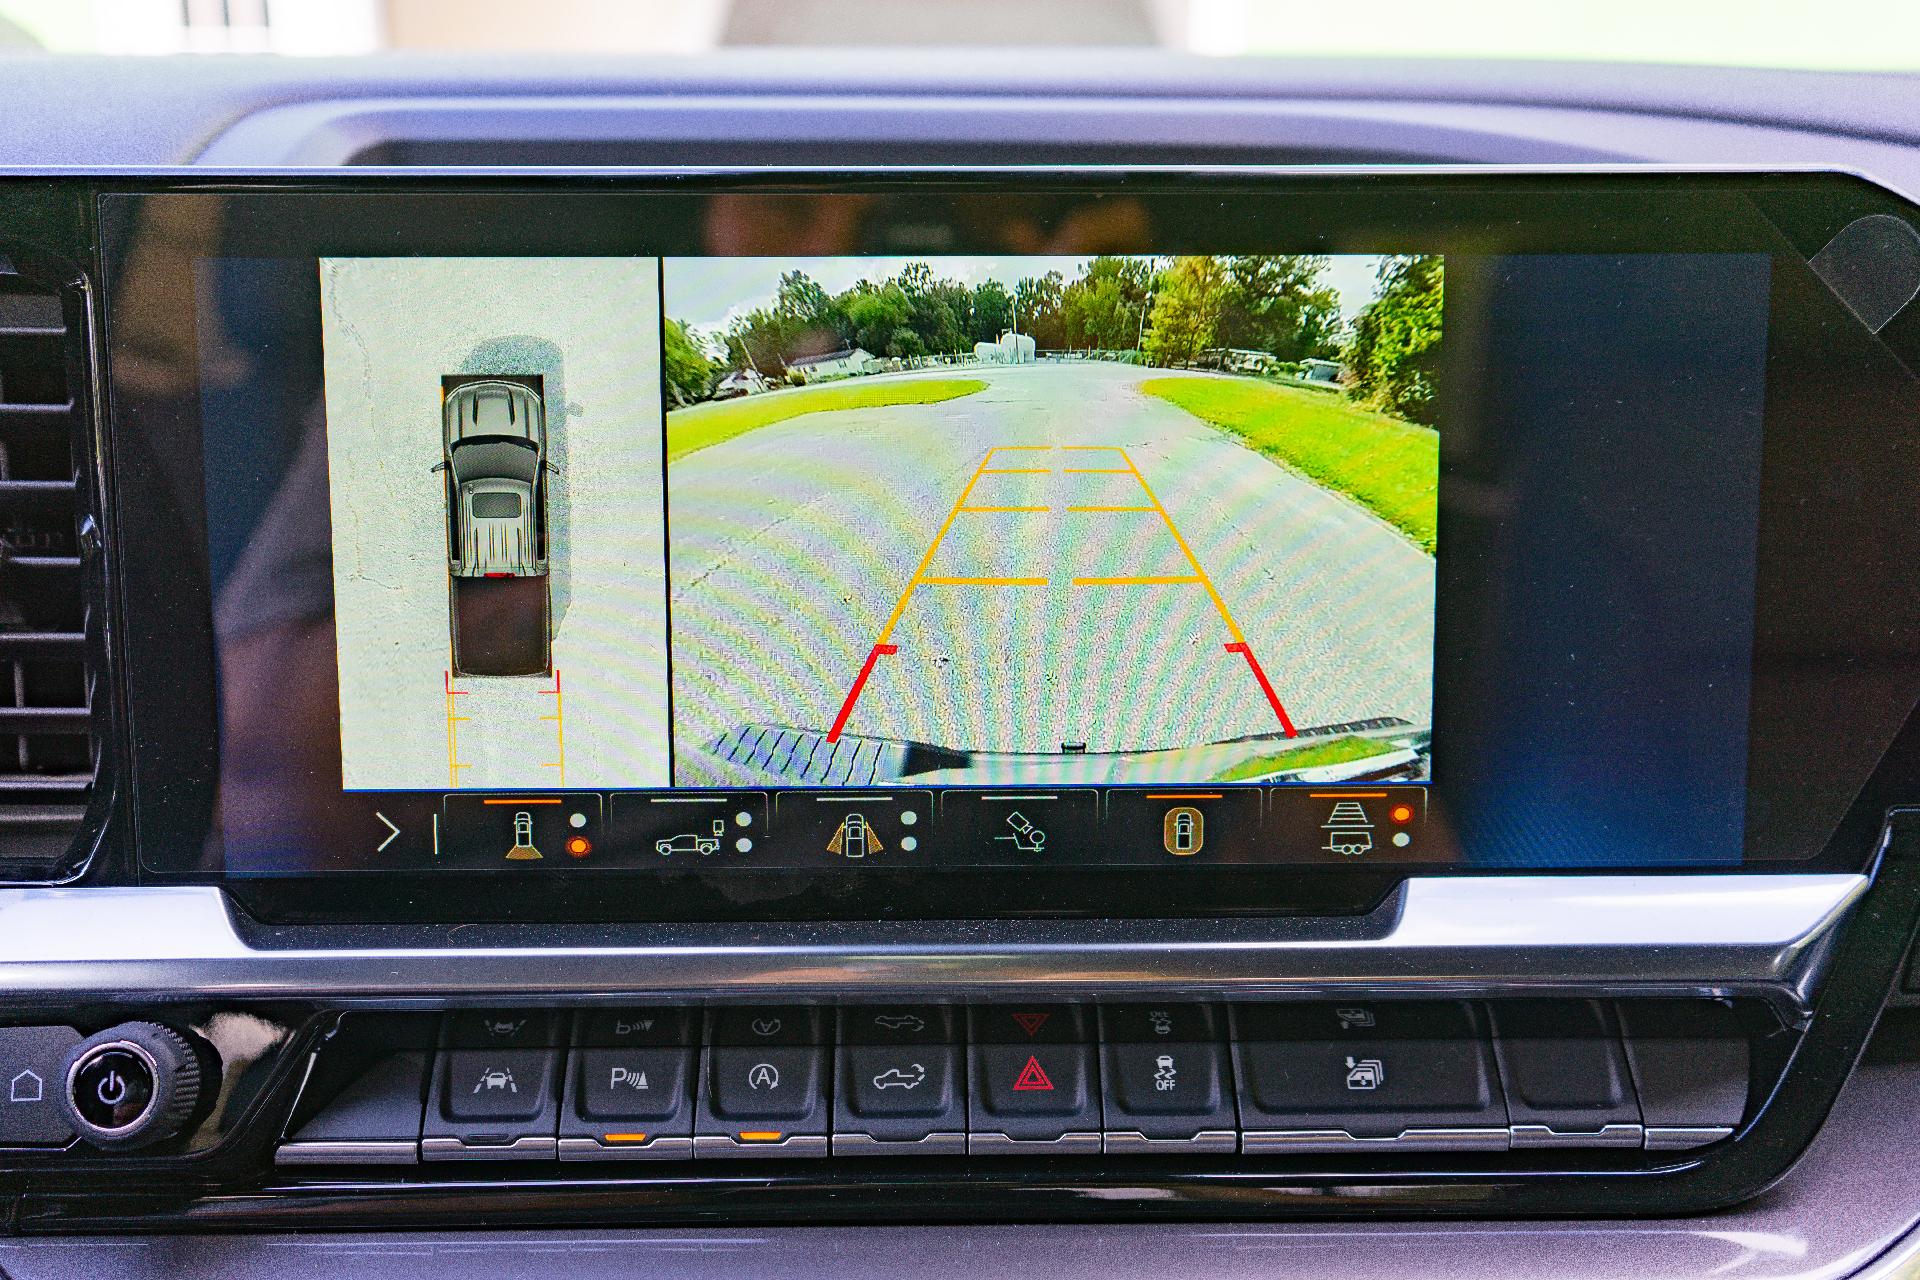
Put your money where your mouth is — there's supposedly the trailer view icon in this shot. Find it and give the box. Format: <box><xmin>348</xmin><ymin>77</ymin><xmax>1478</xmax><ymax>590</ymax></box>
<box><xmin>1322</xmin><ymin>799</ymin><xmax>1375</xmax><ymax>857</ymax></box>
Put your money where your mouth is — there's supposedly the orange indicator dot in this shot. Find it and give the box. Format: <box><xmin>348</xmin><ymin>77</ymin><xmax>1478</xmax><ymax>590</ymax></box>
<box><xmin>566</xmin><ymin>836</ymin><xmax>593</xmax><ymax>857</ymax></box>
<box><xmin>1389</xmin><ymin>805</ymin><xmax>1414</xmax><ymax>824</ymax></box>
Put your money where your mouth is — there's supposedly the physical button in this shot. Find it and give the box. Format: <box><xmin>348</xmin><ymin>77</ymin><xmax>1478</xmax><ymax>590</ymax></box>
<box><xmin>1234</xmin><ymin>1001</ymin><xmax>1506</xmax><ymax>1152</ymax></box>
<box><xmin>1491</xmin><ymin>1000</ymin><xmax>1642</xmax><ymax>1147</ymax></box>
<box><xmin>1101</xmin><ymin>1004</ymin><xmax>1222</xmax><ymax>1043</ymax></box>
<box><xmin>1617</xmin><ymin>1000</ymin><xmax>1749</xmax><ymax>1149</ymax></box>
<box><xmin>445</xmin><ymin>1010</ymin><xmax>560</xmax><ymax>1049</ymax></box>
<box><xmin>969</xmin><ymin>1042</ymin><xmax>1100</xmax><ymax>1154</ymax></box>
<box><xmin>560</xmin><ymin>1046</ymin><xmax>696</xmax><ymax>1161</ymax></box>
<box><xmin>576</xmin><ymin>1048</ymin><xmax>691</xmax><ymax>1122</ymax></box>
<box><xmin>576</xmin><ymin>1009</ymin><xmax>694</xmax><ymax>1047</ymax></box>
<box><xmin>439</xmin><ymin>1050</ymin><xmax>552</xmax><ymax>1122</ymax></box>
<box><xmin>422</xmin><ymin>1047</ymin><xmax>559</xmax><ymax>1161</ymax></box>
<box><xmin>708</xmin><ymin>1006</ymin><xmax>824</xmax><ymax>1047</ymax></box>
<box><xmin>276</xmin><ymin>1052</ymin><xmax>428</xmax><ymax>1167</ymax></box>
<box><xmin>1101</xmin><ymin>1041</ymin><xmax>1237</xmax><ymax>1152</ymax></box>
<box><xmin>696</xmin><ymin>1045</ymin><xmax>829</xmax><ymax>1158</ymax></box>
<box><xmin>839</xmin><ymin>1005</ymin><xmax>958</xmax><ymax>1045</ymax></box>
<box><xmin>970</xmin><ymin>1004</ymin><xmax>1089</xmax><ymax>1044</ymax></box>
<box><xmin>835</xmin><ymin>1044</ymin><xmax>966</xmax><ymax>1156</ymax></box>
<box><xmin>0</xmin><ymin>1025</ymin><xmax>81</xmax><ymax>1147</ymax></box>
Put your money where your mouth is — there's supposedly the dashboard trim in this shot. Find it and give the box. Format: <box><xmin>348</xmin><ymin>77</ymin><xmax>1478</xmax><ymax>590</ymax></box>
<box><xmin>0</xmin><ymin>875</ymin><xmax>1864</xmax><ymax>1008</ymax></box>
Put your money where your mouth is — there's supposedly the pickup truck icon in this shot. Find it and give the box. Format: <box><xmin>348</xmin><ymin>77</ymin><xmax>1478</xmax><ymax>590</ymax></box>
<box><xmin>655</xmin><ymin>820</ymin><xmax>725</xmax><ymax>857</ymax></box>
<box><xmin>871</xmin><ymin>1063</ymin><xmax>927</xmax><ymax>1090</ymax></box>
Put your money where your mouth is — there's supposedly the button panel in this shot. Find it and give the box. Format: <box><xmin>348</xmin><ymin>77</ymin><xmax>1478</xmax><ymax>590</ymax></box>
<box><xmin>273</xmin><ymin>1000</ymin><xmax>1754</xmax><ymax>1165</ymax></box>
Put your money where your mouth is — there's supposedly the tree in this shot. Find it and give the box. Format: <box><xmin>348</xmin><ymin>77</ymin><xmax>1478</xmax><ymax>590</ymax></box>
<box><xmin>1215</xmin><ymin>255</ymin><xmax>1342</xmax><ymax>360</ymax></box>
<box><xmin>1012</xmin><ymin>272</ymin><xmax>1066</xmax><ymax>348</ymax></box>
<box><xmin>968</xmin><ymin>279</ymin><xmax>1015</xmax><ymax>344</ymax></box>
<box><xmin>1344</xmin><ymin>255</ymin><xmax>1443</xmax><ymax>424</ymax></box>
<box><xmin>1143</xmin><ymin>256</ymin><xmax>1231</xmax><ymax>367</ymax></box>
<box><xmin>662</xmin><ymin>318</ymin><xmax>715</xmax><ymax>406</ymax></box>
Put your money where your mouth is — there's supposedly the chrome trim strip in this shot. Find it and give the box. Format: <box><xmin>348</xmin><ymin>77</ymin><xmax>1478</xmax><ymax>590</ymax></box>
<box><xmin>419</xmin><ymin>1135</ymin><xmax>555</xmax><ymax>1162</ymax></box>
<box><xmin>692</xmin><ymin>1133</ymin><xmax>828</xmax><ymax>1159</ymax></box>
<box><xmin>1509</xmin><ymin>1122</ymin><xmax>1645</xmax><ymax>1149</ymax></box>
<box><xmin>1241</xmin><ymin>1127</ymin><xmax>1511</xmax><ymax>1154</ymax></box>
<box><xmin>1644</xmin><ymin>1125</ymin><xmax>1734</xmax><ymax>1151</ymax></box>
<box><xmin>966</xmin><ymin>1131</ymin><xmax>1104</xmax><ymax>1156</ymax></box>
<box><xmin>1102</xmin><ymin>1130</ymin><xmax>1239</xmax><ymax>1155</ymax></box>
<box><xmin>830</xmin><ymin>1131</ymin><xmax>967</xmax><ymax>1157</ymax></box>
<box><xmin>273</xmin><ymin>1139</ymin><xmax>418</xmax><ymax>1167</ymax></box>
<box><xmin>0</xmin><ymin>876</ymin><xmax>1865</xmax><ymax>1006</ymax></box>
<box><xmin>556</xmin><ymin>1135</ymin><xmax>693</xmax><ymax>1162</ymax></box>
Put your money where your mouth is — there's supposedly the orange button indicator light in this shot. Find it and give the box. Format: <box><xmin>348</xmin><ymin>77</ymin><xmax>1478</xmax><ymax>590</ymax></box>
<box><xmin>603</xmin><ymin>1133</ymin><xmax>649</xmax><ymax>1144</ymax></box>
<box><xmin>737</xmin><ymin>1131</ymin><xmax>785</xmax><ymax>1143</ymax></box>
<box><xmin>566</xmin><ymin>836</ymin><xmax>593</xmax><ymax>858</ymax></box>
<box><xmin>1389</xmin><ymin>804</ymin><xmax>1414</xmax><ymax>824</ymax></box>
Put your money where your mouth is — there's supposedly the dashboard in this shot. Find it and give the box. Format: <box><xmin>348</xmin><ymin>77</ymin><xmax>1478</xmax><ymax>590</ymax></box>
<box><xmin>1</xmin><ymin>51</ymin><xmax>1919</xmax><ymax>1280</ymax></box>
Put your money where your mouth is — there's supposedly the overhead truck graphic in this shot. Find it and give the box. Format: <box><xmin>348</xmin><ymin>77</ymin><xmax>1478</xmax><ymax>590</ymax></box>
<box><xmin>436</xmin><ymin>375</ymin><xmax>555</xmax><ymax>677</ymax></box>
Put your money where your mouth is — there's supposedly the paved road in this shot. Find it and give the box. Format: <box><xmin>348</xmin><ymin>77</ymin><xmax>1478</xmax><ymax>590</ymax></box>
<box><xmin>668</xmin><ymin>361</ymin><xmax>1434</xmax><ymax>783</ymax></box>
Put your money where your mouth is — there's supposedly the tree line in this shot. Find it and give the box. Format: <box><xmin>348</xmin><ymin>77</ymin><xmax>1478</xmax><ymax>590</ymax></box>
<box><xmin>665</xmin><ymin>254</ymin><xmax>1442</xmax><ymax>424</ymax></box>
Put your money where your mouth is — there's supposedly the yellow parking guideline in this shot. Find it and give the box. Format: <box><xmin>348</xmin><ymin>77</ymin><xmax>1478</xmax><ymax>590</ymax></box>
<box><xmin>1117</xmin><ymin>447</ymin><xmax>1246</xmax><ymax>644</ymax></box>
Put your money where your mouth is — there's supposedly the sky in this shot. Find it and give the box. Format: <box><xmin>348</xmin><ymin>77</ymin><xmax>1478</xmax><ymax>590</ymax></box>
<box><xmin>664</xmin><ymin>254</ymin><xmax>1392</xmax><ymax>342</ymax></box>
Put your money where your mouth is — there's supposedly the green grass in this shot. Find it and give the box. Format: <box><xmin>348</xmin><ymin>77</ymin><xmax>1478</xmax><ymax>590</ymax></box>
<box><xmin>667</xmin><ymin>378</ymin><xmax>989</xmax><ymax>463</ymax></box>
<box><xmin>1212</xmin><ymin>736</ymin><xmax>1394</xmax><ymax>782</ymax></box>
<box><xmin>1140</xmin><ymin>377</ymin><xmax>1438</xmax><ymax>553</ymax></box>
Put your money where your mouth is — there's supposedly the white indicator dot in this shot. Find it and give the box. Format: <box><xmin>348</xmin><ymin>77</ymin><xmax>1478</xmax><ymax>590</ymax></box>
<box><xmin>569</xmin><ymin>812</ymin><xmax>588</xmax><ymax>829</ymax></box>
<box><xmin>736</xmin><ymin>837</ymin><xmax>754</xmax><ymax>853</ymax></box>
<box><xmin>900</xmin><ymin>810</ymin><xmax>919</xmax><ymax>826</ymax></box>
<box><xmin>901</xmin><ymin>835</ymin><xmax>919</xmax><ymax>851</ymax></box>
<box><xmin>735</xmin><ymin>811</ymin><xmax>753</xmax><ymax>827</ymax></box>
<box><xmin>1392</xmin><ymin>832</ymin><xmax>1411</xmax><ymax>848</ymax></box>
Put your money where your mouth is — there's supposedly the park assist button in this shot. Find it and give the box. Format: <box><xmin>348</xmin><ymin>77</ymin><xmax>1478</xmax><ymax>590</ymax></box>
<box><xmin>969</xmin><ymin>1042</ymin><xmax>1100</xmax><ymax>1155</ymax></box>
<box><xmin>559</xmin><ymin>1046</ymin><xmax>696</xmax><ymax>1161</ymax></box>
<box><xmin>439</xmin><ymin>793</ymin><xmax>604</xmax><ymax>867</ymax></box>
<box><xmin>0</xmin><ymin>1025</ymin><xmax>81</xmax><ymax>1147</ymax></box>
<box><xmin>1234</xmin><ymin>1001</ymin><xmax>1507</xmax><ymax>1153</ymax></box>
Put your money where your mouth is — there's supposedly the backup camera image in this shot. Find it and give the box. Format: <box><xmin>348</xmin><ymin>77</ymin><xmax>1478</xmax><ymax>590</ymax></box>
<box><xmin>664</xmin><ymin>254</ymin><xmax>1440</xmax><ymax>787</ymax></box>
<box><xmin>318</xmin><ymin>257</ymin><xmax>671</xmax><ymax>791</ymax></box>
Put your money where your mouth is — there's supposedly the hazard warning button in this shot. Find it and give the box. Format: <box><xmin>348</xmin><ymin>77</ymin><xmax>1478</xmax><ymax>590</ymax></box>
<box><xmin>970</xmin><ymin>1043</ymin><xmax>1100</xmax><ymax>1153</ymax></box>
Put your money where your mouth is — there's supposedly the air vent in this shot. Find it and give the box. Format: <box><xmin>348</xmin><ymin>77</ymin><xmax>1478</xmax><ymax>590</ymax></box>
<box><xmin>0</xmin><ymin>262</ymin><xmax>98</xmax><ymax>877</ymax></box>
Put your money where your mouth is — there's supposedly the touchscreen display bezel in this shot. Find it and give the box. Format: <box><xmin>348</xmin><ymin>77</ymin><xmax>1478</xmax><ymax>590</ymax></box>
<box><xmin>75</xmin><ymin>169</ymin><xmax>1920</xmax><ymax>923</ymax></box>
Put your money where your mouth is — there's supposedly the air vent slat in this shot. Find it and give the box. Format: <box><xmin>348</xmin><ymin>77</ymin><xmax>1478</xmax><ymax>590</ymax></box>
<box><xmin>0</xmin><ymin>268</ymin><xmax>99</xmax><ymax>879</ymax></box>
<box><xmin>0</xmin><ymin>630</ymin><xmax>82</xmax><ymax>655</ymax></box>
<box><xmin>0</xmin><ymin>479</ymin><xmax>77</xmax><ymax>516</ymax></box>
<box><xmin>0</xmin><ymin>401</ymin><xmax>73</xmax><ymax>418</ymax></box>
<box><xmin>0</xmin><ymin>705</ymin><xmax>90</xmax><ymax>734</ymax></box>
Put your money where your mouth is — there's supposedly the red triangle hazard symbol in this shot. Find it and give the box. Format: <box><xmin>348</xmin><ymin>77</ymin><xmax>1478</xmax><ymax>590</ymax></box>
<box><xmin>1012</xmin><ymin>1055</ymin><xmax>1054</xmax><ymax>1091</ymax></box>
<box><xmin>1010</xmin><ymin>1011</ymin><xmax>1050</xmax><ymax>1038</ymax></box>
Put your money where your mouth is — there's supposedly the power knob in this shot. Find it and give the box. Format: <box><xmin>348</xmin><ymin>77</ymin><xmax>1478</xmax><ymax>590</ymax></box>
<box><xmin>60</xmin><ymin>1022</ymin><xmax>208</xmax><ymax>1151</ymax></box>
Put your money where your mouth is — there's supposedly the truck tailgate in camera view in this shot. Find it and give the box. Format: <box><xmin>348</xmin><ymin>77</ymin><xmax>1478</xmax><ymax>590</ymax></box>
<box><xmin>664</xmin><ymin>253</ymin><xmax>1440</xmax><ymax>788</ymax></box>
<box><xmin>439</xmin><ymin>374</ymin><xmax>553</xmax><ymax>678</ymax></box>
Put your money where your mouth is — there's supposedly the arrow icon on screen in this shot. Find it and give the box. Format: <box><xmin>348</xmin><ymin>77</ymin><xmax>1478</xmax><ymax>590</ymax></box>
<box><xmin>375</xmin><ymin>812</ymin><xmax>401</xmax><ymax>853</ymax></box>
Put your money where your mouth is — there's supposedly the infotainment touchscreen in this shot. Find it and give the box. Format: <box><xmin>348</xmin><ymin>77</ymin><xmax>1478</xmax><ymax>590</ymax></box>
<box><xmin>93</xmin><ymin>174</ymin><xmax>1920</xmax><ymax>916</ymax></box>
<box><xmin>317</xmin><ymin>253</ymin><xmax>1437</xmax><ymax>800</ymax></box>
